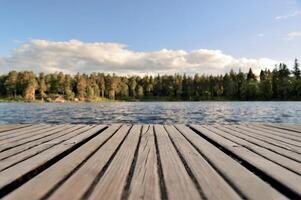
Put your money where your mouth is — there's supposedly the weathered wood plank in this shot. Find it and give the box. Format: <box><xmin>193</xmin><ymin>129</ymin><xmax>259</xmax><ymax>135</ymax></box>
<box><xmin>165</xmin><ymin>125</ymin><xmax>241</xmax><ymax>200</ymax></box>
<box><xmin>0</xmin><ymin>125</ymin><xmax>106</xmax><ymax>193</ymax></box>
<box><xmin>0</xmin><ymin>124</ymin><xmax>32</xmax><ymax>134</ymax></box>
<box><xmin>192</xmin><ymin>125</ymin><xmax>301</xmax><ymax>198</ymax></box>
<box><xmin>0</xmin><ymin>124</ymin><xmax>50</xmax><ymax>141</ymax></box>
<box><xmin>46</xmin><ymin>125</ymin><xmax>132</xmax><ymax>200</ymax></box>
<box><xmin>210</xmin><ymin>125</ymin><xmax>301</xmax><ymax>175</ymax></box>
<box><xmin>154</xmin><ymin>125</ymin><xmax>201</xmax><ymax>200</ymax></box>
<box><xmin>0</xmin><ymin>125</ymin><xmax>82</xmax><ymax>160</ymax></box>
<box><xmin>0</xmin><ymin>125</ymin><xmax>62</xmax><ymax>151</ymax></box>
<box><xmin>0</xmin><ymin>125</ymin><xmax>61</xmax><ymax>144</ymax></box>
<box><xmin>87</xmin><ymin>125</ymin><xmax>141</xmax><ymax>200</ymax></box>
<box><xmin>282</xmin><ymin>124</ymin><xmax>301</xmax><ymax>130</ymax></box>
<box><xmin>211</xmin><ymin>125</ymin><xmax>301</xmax><ymax>162</ymax></box>
<box><xmin>226</xmin><ymin>125</ymin><xmax>301</xmax><ymax>153</ymax></box>
<box><xmin>225</xmin><ymin>125</ymin><xmax>301</xmax><ymax>154</ymax></box>
<box><xmin>3</xmin><ymin>124</ymin><xmax>120</xmax><ymax>200</ymax></box>
<box><xmin>262</xmin><ymin>124</ymin><xmax>301</xmax><ymax>136</ymax></box>
<box><xmin>248</xmin><ymin>124</ymin><xmax>301</xmax><ymax>141</ymax></box>
<box><xmin>0</xmin><ymin>125</ymin><xmax>87</xmax><ymax>171</ymax></box>
<box><xmin>242</xmin><ymin>125</ymin><xmax>301</xmax><ymax>147</ymax></box>
<box><xmin>177</xmin><ymin>124</ymin><xmax>287</xmax><ymax>200</ymax></box>
<box><xmin>243</xmin><ymin>124</ymin><xmax>301</xmax><ymax>145</ymax></box>
<box><xmin>128</xmin><ymin>125</ymin><xmax>161</xmax><ymax>200</ymax></box>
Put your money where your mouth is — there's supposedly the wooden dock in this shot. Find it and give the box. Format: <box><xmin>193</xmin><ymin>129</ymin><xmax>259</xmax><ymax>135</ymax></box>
<box><xmin>0</xmin><ymin>124</ymin><xmax>301</xmax><ymax>200</ymax></box>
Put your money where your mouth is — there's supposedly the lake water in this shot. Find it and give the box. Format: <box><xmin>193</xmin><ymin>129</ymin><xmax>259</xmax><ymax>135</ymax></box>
<box><xmin>0</xmin><ymin>102</ymin><xmax>300</xmax><ymax>124</ymax></box>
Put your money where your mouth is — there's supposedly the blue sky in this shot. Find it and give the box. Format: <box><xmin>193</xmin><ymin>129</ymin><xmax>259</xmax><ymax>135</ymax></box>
<box><xmin>0</xmin><ymin>0</ymin><xmax>300</xmax><ymax>74</ymax></box>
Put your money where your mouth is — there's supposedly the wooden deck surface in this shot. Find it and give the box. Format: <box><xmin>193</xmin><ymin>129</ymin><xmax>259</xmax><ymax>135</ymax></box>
<box><xmin>0</xmin><ymin>124</ymin><xmax>300</xmax><ymax>200</ymax></box>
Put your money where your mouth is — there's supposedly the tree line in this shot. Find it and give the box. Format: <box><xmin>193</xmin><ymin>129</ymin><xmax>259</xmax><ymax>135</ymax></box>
<box><xmin>0</xmin><ymin>59</ymin><xmax>300</xmax><ymax>101</ymax></box>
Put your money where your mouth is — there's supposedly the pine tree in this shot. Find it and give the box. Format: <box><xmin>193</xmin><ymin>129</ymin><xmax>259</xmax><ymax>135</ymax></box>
<box><xmin>98</xmin><ymin>74</ymin><xmax>105</xmax><ymax>98</ymax></box>
<box><xmin>247</xmin><ymin>68</ymin><xmax>256</xmax><ymax>81</ymax></box>
<box><xmin>293</xmin><ymin>58</ymin><xmax>301</xmax><ymax>79</ymax></box>
<box><xmin>292</xmin><ymin>59</ymin><xmax>301</xmax><ymax>99</ymax></box>
<box><xmin>129</xmin><ymin>78</ymin><xmax>137</xmax><ymax>98</ymax></box>
<box><xmin>259</xmin><ymin>69</ymin><xmax>272</xmax><ymax>99</ymax></box>
<box><xmin>22</xmin><ymin>72</ymin><xmax>37</xmax><ymax>101</ymax></box>
<box><xmin>137</xmin><ymin>85</ymin><xmax>144</xmax><ymax>98</ymax></box>
<box><xmin>86</xmin><ymin>85</ymin><xmax>95</xmax><ymax>100</ymax></box>
<box><xmin>4</xmin><ymin>71</ymin><xmax>18</xmax><ymax>98</ymax></box>
<box><xmin>38</xmin><ymin>73</ymin><xmax>47</xmax><ymax>101</ymax></box>
<box><xmin>76</xmin><ymin>75</ymin><xmax>87</xmax><ymax>101</ymax></box>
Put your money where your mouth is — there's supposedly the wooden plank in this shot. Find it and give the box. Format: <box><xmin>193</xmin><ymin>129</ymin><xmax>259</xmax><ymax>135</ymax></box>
<box><xmin>176</xmin><ymin>125</ymin><xmax>286</xmax><ymax>199</ymax></box>
<box><xmin>282</xmin><ymin>124</ymin><xmax>301</xmax><ymax>130</ymax></box>
<box><xmin>128</xmin><ymin>125</ymin><xmax>161</xmax><ymax>200</ymax></box>
<box><xmin>0</xmin><ymin>125</ymin><xmax>58</xmax><ymax>144</ymax></box>
<box><xmin>267</xmin><ymin>124</ymin><xmax>301</xmax><ymax>133</ymax></box>
<box><xmin>0</xmin><ymin>125</ymin><xmax>71</xmax><ymax>152</ymax></box>
<box><xmin>225</xmin><ymin>125</ymin><xmax>301</xmax><ymax>154</ymax></box>
<box><xmin>214</xmin><ymin>125</ymin><xmax>301</xmax><ymax>162</ymax></box>
<box><xmin>0</xmin><ymin>124</ymin><xmax>50</xmax><ymax>141</ymax></box>
<box><xmin>0</xmin><ymin>125</ymin><xmax>59</xmax><ymax>150</ymax></box>
<box><xmin>0</xmin><ymin>125</ymin><xmax>73</xmax><ymax>152</ymax></box>
<box><xmin>165</xmin><ymin>125</ymin><xmax>241</xmax><ymax>200</ymax></box>
<box><xmin>176</xmin><ymin>124</ymin><xmax>287</xmax><ymax>199</ymax></box>
<box><xmin>0</xmin><ymin>125</ymin><xmax>107</xmax><ymax>192</ymax></box>
<box><xmin>3</xmin><ymin>124</ymin><xmax>120</xmax><ymax>200</ymax></box>
<box><xmin>240</xmin><ymin>125</ymin><xmax>301</xmax><ymax>147</ymax></box>
<box><xmin>261</xmin><ymin>124</ymin><xmax>301</xmax><ymax>137</ymax></box>
<box><xmin>0</xmin><ymin>125</ymin><xmax>87</xmax><ymax>171</ymax></box>
<box><xmin>0</xmin><ymin>125</ymin><xmax>81</xmax><ymax>160</ymax></box>
<box><xmin>46</xmin><ymin>125</ymin><xmax>131</xmax><ymax>200</ymax></box>
<box><xmin>86</xmin><ymin>125</ymin><xmax>141</xmax><ymax>200</ymax></box>
<box><xmin>192</xmin><ymin>125</ymin><xmax>301</xmax><ymax>198</ymax></box>
<box><xmin>0</xmin><ymin>125</ymin><xmax>21</xmax><ymax>133</ymax></box>
<box><xmin>247</xmin><ymin>124</ymin><xmax>301</xmax><ymax>143</ymax></box>
<box><xmin>210</xmin><ymin>125</ymin><xmax>301</xmax><ymax>175</ymax></box>
<box><xmin>154</xmin><ymin>125</ymin><xmax>201</xmax><ymax>200</ymax></box>
<box><xmin>0</xmin><ymin>124</ymin><xmax>32</xmax><ymax>134</ymax></box>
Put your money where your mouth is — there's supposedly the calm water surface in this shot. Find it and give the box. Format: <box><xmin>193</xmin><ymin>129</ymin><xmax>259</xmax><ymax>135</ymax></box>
<box><xmin>0</xmin><ymin>102</ymin><xmax>300</xmax><ymax>124</ymax></box>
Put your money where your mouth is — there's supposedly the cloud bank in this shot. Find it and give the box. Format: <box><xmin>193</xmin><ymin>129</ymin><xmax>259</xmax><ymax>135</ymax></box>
<box><xmin>0</xmin><ymin>39</ymin><xmax>279</xmax><ymax>75</ymax></box>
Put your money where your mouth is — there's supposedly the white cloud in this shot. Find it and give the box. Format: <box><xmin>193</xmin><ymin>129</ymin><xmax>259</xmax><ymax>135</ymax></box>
<box><xmin>275</xmin><ymin>10</ymin><xmax>301</xmax><ymax>20</ymax></box>
<box><xmin>13</xmin><ymin>39</ymin><xmax>25</xmax><ymax>44</ymax></box>
<box><xmin>0</xmin><ymin>39</ymin><xmax>279</xmax><ymax>75</ymax></box>
<box><xmin>258</xmin><ymin>33</ymin><xmax>264</xmax><ymax>37</ymax></box>
<box><xmin>286</xmin><ymin>31</ymin><xmax>301</xmax><ymax>40</ymax></box>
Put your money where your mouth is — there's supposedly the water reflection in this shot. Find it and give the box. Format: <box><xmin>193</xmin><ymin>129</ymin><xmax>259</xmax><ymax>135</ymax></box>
<box><xmin>0</xmin><ymin>102</ymin><xmax>300</xmax><ymax>124</ymax></box>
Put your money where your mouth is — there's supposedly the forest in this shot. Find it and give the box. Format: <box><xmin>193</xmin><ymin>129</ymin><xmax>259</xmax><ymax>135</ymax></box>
<box><xmin>0</xmin><ymin>59</ymin><xmax>300</xmax><ymax>102</ymax></box>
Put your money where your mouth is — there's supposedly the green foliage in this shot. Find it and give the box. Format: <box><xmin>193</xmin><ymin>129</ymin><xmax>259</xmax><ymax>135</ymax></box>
<box><xmin>4</xmin><ymin>71</ymin><xmax>18</xmax><ymax>97</ymax></box>
<box><xmin>0</xmin><ymin>59</ymin><xmax>301</xmax><ymax>101</ymax></box>
<box><xmin>293</xmin><ymin>59</ymin><xmax>301</xmax><ymax>79</ymax></box>
<box><xmin>65</xmin><ymin>88</ymin><xmax>75</xmax><ymax>101</ymax></box>
<box><xmin>76</xmin><ymin>74</ymin><xmax>87</xmax><ymax>100</ymax></box>
<box><xmin>247</xmin><ymin>68</ymin><xmax>256</xmax><ymax>81</ymax></box>
<box><xmin>38</xmin><ymin>73</ymin><xmax>47</xmax><ymax>100</ymax></box>
<box><xmin>129</xmin><ymin>77</ymin><xmax>137</xmax><ymax>97</ymax></box>
<box><xmin>241</xmin><ymin>80</ymin><xmax>259</xmax><ymax>100</ymax></box>
<box><xmin>86</xmin><ymin>85</ymin><xmax>95</xmax><ymax>101</ymax></box>
<box><xmin>259</xmin><ymin>69</ymin><xmax>273</xmax><ymax>100</ymax></box>
<box><xmin>137</xmin><ymin>85</ymin><xmax>144</xmax><ymax>98</ymax></box>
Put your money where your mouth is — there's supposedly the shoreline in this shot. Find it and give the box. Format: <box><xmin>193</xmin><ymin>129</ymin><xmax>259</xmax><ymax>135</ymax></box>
<box><xmin>1</xmin><ymin>97</ymin><xmax>301</xmax><ymax>103</ymax></box>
